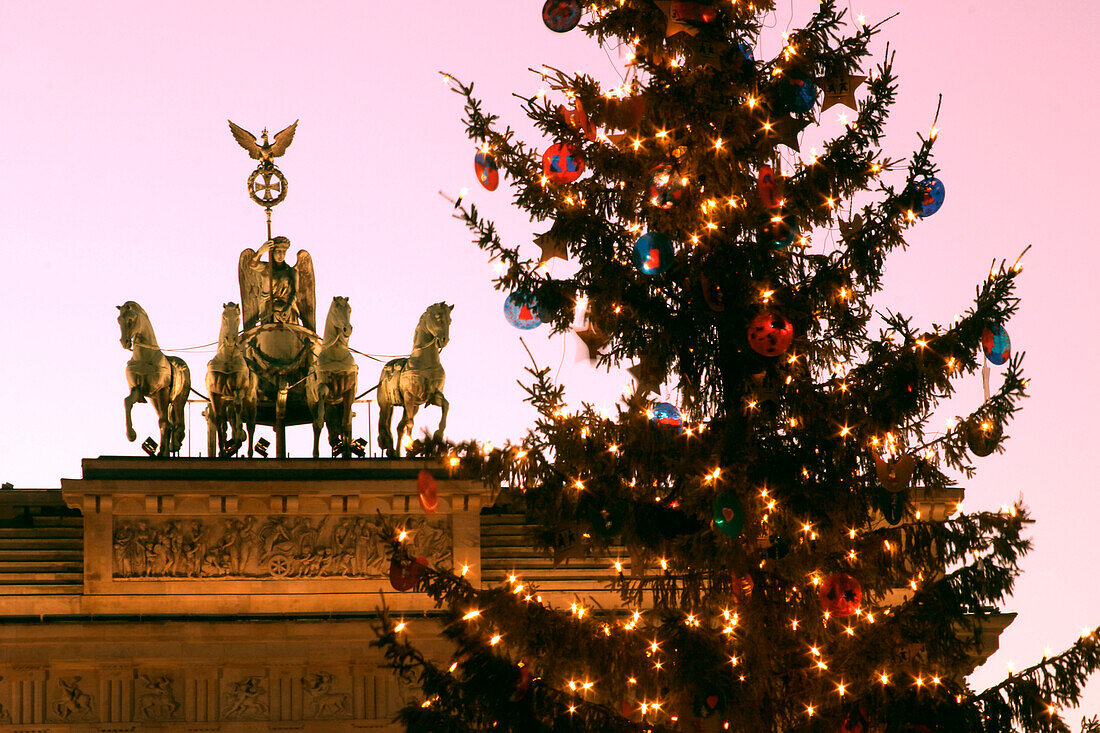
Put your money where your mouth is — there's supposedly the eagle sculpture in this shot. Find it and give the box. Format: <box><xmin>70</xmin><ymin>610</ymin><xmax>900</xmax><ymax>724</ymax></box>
<box><xmin>228</xmin><ymin>119</ymin><xmax>298</xmax><ymax>168</ymax></box>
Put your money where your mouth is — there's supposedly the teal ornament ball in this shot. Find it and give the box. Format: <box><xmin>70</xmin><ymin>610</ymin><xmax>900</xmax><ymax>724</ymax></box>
<box><xmin>633</xmin><ymin>232</ymin><xmax>675</xmax><ymax>275</ymax></box>
<box><xmin>713</xmin><ymin>491</ymin><xmax>745</xmax><ymax>537</ymax></box>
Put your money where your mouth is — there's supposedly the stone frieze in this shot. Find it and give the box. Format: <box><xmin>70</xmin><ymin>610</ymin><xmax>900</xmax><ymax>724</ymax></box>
<box><xmin>112</xmin><ymin>514</ymin><xmax>452</xmax><ymax>579</ymax></box>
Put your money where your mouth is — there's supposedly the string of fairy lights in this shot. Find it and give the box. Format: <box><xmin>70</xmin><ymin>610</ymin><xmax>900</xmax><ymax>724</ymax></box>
<box><xmin>383</xmin><ymin>500</ymin><xmax>1085</xmax><ymax>725</ymax></box>
<box><xmin>383</xmin><ymin>0</ymin><xmax>1098</xmax><ymax>728</ymax></box>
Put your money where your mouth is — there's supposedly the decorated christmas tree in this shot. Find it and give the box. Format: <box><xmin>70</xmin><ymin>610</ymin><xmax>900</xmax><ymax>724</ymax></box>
<box><xmin>374</xmin><ymin>1</ymin><xmax>1100</xmax><ymax>730</ymax></box>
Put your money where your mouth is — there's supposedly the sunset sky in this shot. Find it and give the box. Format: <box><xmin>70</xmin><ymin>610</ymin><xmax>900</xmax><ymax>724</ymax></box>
<box><xmin>2</xmin><ymin>0</ymin><xmax>1097</xmax><ymax>714</ymax></box>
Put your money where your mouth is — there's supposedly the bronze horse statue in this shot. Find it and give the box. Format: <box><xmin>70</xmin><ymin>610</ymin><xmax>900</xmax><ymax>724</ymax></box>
<box><xmin>378</xmin><ymin>302</ymin><xmax>452</xmax><ymax>457</ymax></box>
<box><xmin>205</xmin><ymin>302</ymin><xmax>258</xmax><ymax>457</ymax></box>
<box><xmin>306</xmin><ymin>297</ymin><xmax>358</xmax><ymax>458</ymax></box>
<box><xmin>117</xmin><ymin>301</ymin><xmax>191</xmax><ymax>457</ymax></box>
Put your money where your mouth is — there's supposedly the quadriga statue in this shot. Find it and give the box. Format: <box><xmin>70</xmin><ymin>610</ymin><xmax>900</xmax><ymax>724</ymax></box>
<box><xmin>306</xmin><ymin>297</ymin><xmax>358</xmax><ymax>458</ymax></box>
<box><xmin>117</xmin><ymin>301</ymin><xmax>191</xmax><ymax>457</ymax></box>
<box><xmin>377</xmin><ymin>302</ymin><xmax>452</xmax><ymax>457</ymax></box>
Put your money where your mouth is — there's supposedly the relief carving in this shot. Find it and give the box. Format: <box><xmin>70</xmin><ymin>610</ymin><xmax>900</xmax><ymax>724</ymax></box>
<box><xmin>112</xmin><ymin>514</ymin><xmax>451</xmax><ymax>579</ymax></box>
<box><xmin>223</xmin><ymin>675</ymin><xmax>269</xmax><ymax>720</ymax></box>
<box><xmin>137</xmin><ymin>674</ymin><xmax>180</xmax><ymax>720</ymax></box>
<box><xmin>52</xmin><ymin>676</ymin><xmax>94</xmax><ymax>721</ymax></box>
<box><xmin>302</xmin><ymin>672</ymin><xmax>350</xmax><ymax>718</ymax></box>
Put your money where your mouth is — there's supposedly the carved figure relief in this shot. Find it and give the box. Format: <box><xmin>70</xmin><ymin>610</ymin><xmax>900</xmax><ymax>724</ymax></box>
<box><xmin>302</xmin><ymin>672</ymin><xmax>350</xmax><ymax>718</ymax></box>
<box><xmin>113</xmin><ymin>514</ymin><xmax>451</xmax><ymax>579</ymax></box>
<box><xmin>137</xmin><ymin>674</ymin><xmax>180</xmax><ymax>720</ymax></box>
<box><xmin>52</xmin><ymin>677</ymin><xmax>94</xmax><ymax>721</ymax></box>
<box><xmin>223</xmin><ymin>675</ymin><xmax>269</xmax><ymax>720</ymax></box>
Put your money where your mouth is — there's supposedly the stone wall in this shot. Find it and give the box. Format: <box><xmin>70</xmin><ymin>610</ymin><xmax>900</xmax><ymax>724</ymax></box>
<box><xmin>0</xmin><ymin>618</ymin><xmax>447</xmax><ymax>731</ymax></box>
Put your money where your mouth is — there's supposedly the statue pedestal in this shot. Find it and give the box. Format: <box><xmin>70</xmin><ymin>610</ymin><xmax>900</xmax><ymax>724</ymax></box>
<box><xmin>60</xmin><ymin>456</ymin><xmax>483</xmax><ymax>616</ymax></box>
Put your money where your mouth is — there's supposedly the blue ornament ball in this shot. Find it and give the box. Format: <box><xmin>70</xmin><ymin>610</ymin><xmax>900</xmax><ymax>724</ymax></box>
<box><xmin>780</xmin><ymin>72</ymin><xmax>817</xmax><ymax>113</ymax></box>
<box><xmin>633</xmin><ymin>232</ymin><xmax>675</xmax><ymax>275</ymax></box>
<box><xmin>503</xmin><ymin>292</ymin><xmax>542</xmax><ymax>330</ymax></box>
<box><xmin>651</xmin><ymin>402</ymin><xmax>683</xmax><ymax>431</ymax></box>
<box><xmin>981</xmin><ymin>325</ymin><xmax>1011</xmax><ymax>365</ymax></box>
<box><xmin>542</xmin><ymin>0</ymin><xmax>582</xmax><ymax>32</ymax></box>
<box><xmin>915</xmin><ymin>177</ymin><xmax>945</xmax><ymax>217</ymax></box>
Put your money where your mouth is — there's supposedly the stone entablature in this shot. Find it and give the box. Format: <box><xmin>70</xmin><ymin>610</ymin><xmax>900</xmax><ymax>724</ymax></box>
<box><xmin>0</xmin><ymin>618</ymin><xmax>437</xmax><ymax>731</ymax></box>
<box><xmin>45</xmin><ymin>457</ymin><xmax>482</xmax><ymax>616</ymax></box>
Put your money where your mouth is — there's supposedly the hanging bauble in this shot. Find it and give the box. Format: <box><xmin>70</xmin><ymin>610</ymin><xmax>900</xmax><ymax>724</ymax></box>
<box><xmin>552</xmin><ymin>522</ymin><xmax>587</xmax><ymax>566</ymax></box>
<box><xmin>873</xmin><ymin>454</ymin><xmax>916</xmax><ymax>493</ymax></box>
<box><xmin>646</xmin><ymin>163</ymin><xmax>686</xmax><ymax>209</ymax></box>
<box><xmin>700</xmin><ymin>273</ymin><xmax>725</xmax><ymax>311</ymax></box>
<box><xmin>511</xmin><ymin>661</ymin><xmax>532</xmax><ymax>702</ymax></box>
<box><xmin>542</xmin><ymin>0</ymin><xmax>582</xmax><ymax>32</ymax></box>
<box><xmin>542</xmin><ymin>143</ymin><xmax>585</xmax><ymax>184</ymax></box>
<box><xmin>504</xmin><ymin>292</ymin><xmax>542</xmax><ymax>330</ymax></box>
<box><xmin>731</xmin><ymin>572</ymin><xmax>754</xmax><ymax>603</ymax></box>
<box><xmin>839</xmin><ymin>710</ymin><xmax>869</xmax><ymax>733</ymax></box>
<box><xmin>880</xmin><ymin>489</ymin><xmax>906</xmax><ymax>526</ymax></box>
<box><xmin>605</xmin><ymin>95</ymin><xmax>646</xmax><ymax>130</ymax></box>
<box><xmin>819</xmin><ymin>572</ymin><xmax>862</xmax><ymax>616</ymax></box>
<box><xmin>757</xmin><ymin>165</ymin><xmax>780</xmax><ymax>209</ymax></box>
<box><xmin>765</xmin><ymin>534</ymin><xmax>790</xmax><ymax>560</ymax></box>
<box><xmin>559</xmin><ymin>98</ymin><xmax>597</xmax><ymax>141</ymax></box>
<box><xmin>417</xmin><ymin>469</ymin><xmax>439</xmax><ymax>513</ymax></box>
<box><xmin>747</xmin><ymin>312</ymin><xmax>795</xmax><ymax>357</ymax></box>
<box><xmin>914</xmin><ymin>177</ymin><xmax>945</xmax><ymax>217</ymax></box>
<box><xmin>964</xmin><ymin>418</ymin><xmax>1002</xmax><ymax>457</ymax></box>
<box><xmin>981</xmin><ymin>325</ymin><xmax>1011</xmax><ymax>366</ymax></box>
<box><xmin>632</xmin><ymin>232</ymin><xmax>675</xmax><ymax>275</ymax></box>
<box><xmin>650</xmin><ymin>402</ymin><xmax>683</xmax><ymax>431</ymax></box>
<box><xmin>736</xmin><ymin>42</ymin><xmax>755</xmax><ymax>68</ymax></box>
<box><xmin>759</xmin><ymin>213</ymin><xmax>798</xmax><ymax>250</ymax></box>
<box><xmin>388</xmin><ymin>556</ymin><xmax>429</xmax><ymax>592</ymax></box>
<box><xmin>691</xmin><ymin>689</ymin><xmax>725</xmax><ymax>719</ymax></box>
<box><xmin>779</xmin><ymin>71</ymin><xmax>817</xmax><ymax>114</ymax></box>
<box><xmin>587</xmin><ymin>499</ymin><xmax>628</xmax><ymax>537</ymax></box>
<box><xmin>473</xmin><ymin>151</ymin><xmax>499</xmax><ymax>191</ymax></box>
<box><xmin>712</xmin><ymin>491</ymin><xmax>745</xmax><ymax>537</ymax></box>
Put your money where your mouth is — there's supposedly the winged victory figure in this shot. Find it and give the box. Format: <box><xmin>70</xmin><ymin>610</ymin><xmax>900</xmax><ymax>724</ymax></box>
<box><xmin>238</xmin><ymin>237</ymin><xmax>316</xmax><ymax>332</ymax></box>
<box><xmin>228</xmin><ymin>120</ymin><xmax>298</xmax><ymax>169</ymax></box>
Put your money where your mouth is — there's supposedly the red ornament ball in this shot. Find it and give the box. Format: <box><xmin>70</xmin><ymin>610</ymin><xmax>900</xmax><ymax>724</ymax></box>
<box><xmin>747</xmin><ymin>312</ymin><xmax>794</xmax><ymax>357</ymax></box>
<box><xmin>542</xmin><ymin>143</ymin><xmax>584</xmax><ymax>184</ymax></box>
<box><xmin>417</xmin><ymin>469</ymin><xmax>438</xmax><ymax>514</ymax></box>
<box><xmin>757</xmin><ymin>165</ymin><xmax>780</xmax><ymax>209</ymax></box>
<box><xmin>388</xmin><ymin>556</ymin><xmax>429</xmax><ymax>592</ymax></box>
<box><xmin>730</xmin><ymin>572</ymin><xmax>754</xmax><ymax>604</ymax></box>
<box><xmin>819</xmin><ymin>572</ymin><xmax>862</xmax><ymax>617</ymax></box>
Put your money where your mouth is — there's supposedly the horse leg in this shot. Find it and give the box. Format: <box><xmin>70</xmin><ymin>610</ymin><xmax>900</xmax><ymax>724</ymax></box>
<box><xmin>169</xmin><ymin>393</ymin><xmax>188</xmax><ymax>455</ymax></box>
<box><xmin>397</xmin><ymin>401</ymin><xmax>420</xmax><ymax>456</ymax></box>
<box><xmin>429</xmin><ymin>392</ymin><xmax>449</xmax><ymax>441</ymax></box>
<box><xmin>124</xmin><ymin>386</ymin><xmax>143</xmax><ymax>443</ymax></box>
<box><xmin>311</xmin><ymin>382</ymin><xmax>328</xmax><ymax>459</ymax></box>
<box><xmin>342</xmin><ymin>386</ymin><xmax>355</xmax><ymax>450</ymax></box>
<box><xmin>152</xmin><ymin>392</ymin><xmax>171</xmax><ymax>457</ymax></box>
<box><xmin>246</xmin><ymin>387</ymin><xmax>257</xmax><ymax>458</ymax></box>
<box><xmin>378</xmin><ymin>402</ymin><xmax>394</xmax><ymax>457</ymax></box>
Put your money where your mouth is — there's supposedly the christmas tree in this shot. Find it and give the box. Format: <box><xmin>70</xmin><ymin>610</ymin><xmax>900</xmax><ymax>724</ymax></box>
<box><xmin>374</xmin><ymin>1</ymin><xmax>1100</xmax><ymax>730</ymax></box>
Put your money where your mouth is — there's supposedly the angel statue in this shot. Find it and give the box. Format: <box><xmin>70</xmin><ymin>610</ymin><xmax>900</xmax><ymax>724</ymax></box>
<box><xmin>238</xmin><ymin>237</ymin><xmax>316</xmax><ymax>333</ymax></box>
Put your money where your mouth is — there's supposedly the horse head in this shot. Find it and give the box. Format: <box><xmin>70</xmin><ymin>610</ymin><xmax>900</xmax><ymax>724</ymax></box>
<box><xmin>324</xmin><ymin>296</ymin><xmax>353</xmax><ymax>343</ymax></box>
<box><xmin>117</xmin><ymin>301</ymin><xmax>149</xmax><ymax>350</ymax></box>
<box><xmin>418</xmin><ymin>302</ymin><xmax>452</xmax><ymax>350</ymax></box>
<box><xmin>220</xmin><ymin>302</ymin><xmax>241</xmax><ymax>344</ymax></box>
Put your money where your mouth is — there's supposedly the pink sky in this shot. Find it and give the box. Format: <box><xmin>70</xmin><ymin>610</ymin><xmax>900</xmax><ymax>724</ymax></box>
<box><xmin>2</xmin><ymin>0</ymin><xmax>1098</xmax><ymax>715</ymax></box>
